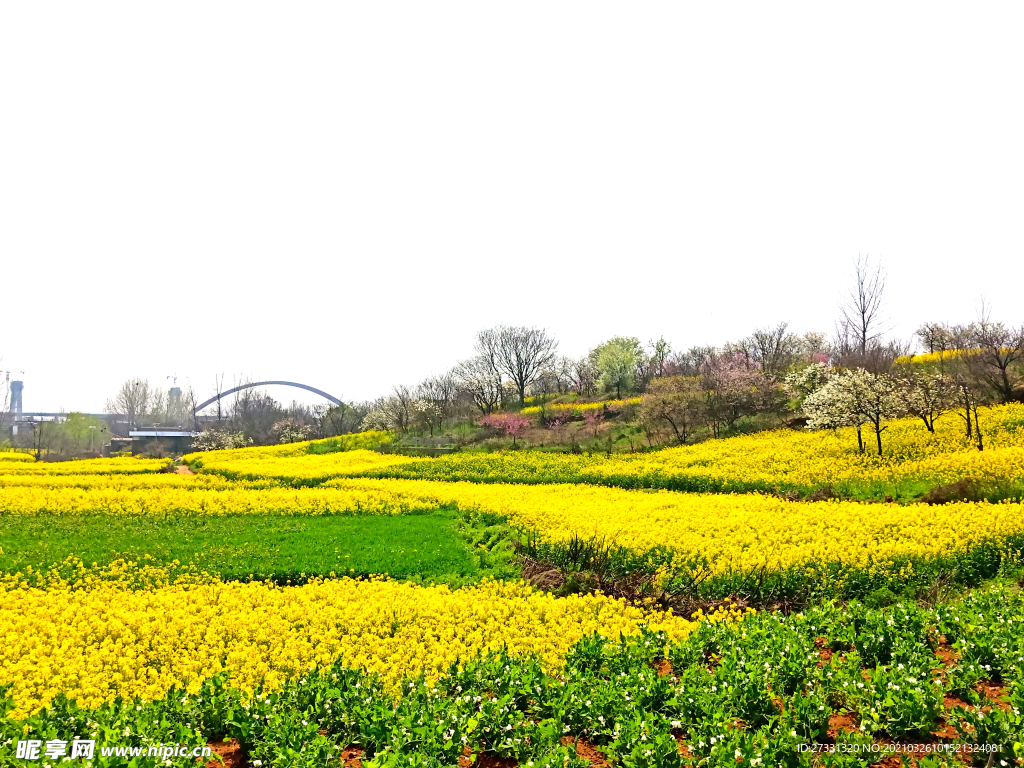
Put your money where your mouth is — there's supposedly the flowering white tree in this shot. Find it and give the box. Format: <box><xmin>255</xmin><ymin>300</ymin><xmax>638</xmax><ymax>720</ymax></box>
<box><xmin>893</xmin><ymin>370</ymin><xmax>959</xmax><ymax>433</ymax></box>
<box><xmin>275</xmin><ymin>421</ymin><xmax>313</xmax><ymax>444</ymax></box>
<box><xmin>191</xmin><ymin>429</ymin><xmax>252</xmax><ymax>451</ymax></box>
<box><xmin>802</xmin><ymin>372</ymin><xmax>861</xmax><ymax>432</ymax></box>
<box><xmin>412</xmin><ymin>398</ymin><xmax>445</xmax><ymax>436</ymax></box>
<box><xmin>360</xmin><ymin>408</ymin><xmax>394</xmax><ymax>432</ymax></box>
<box><xmin>784</xmin><ymin>362</ymin><xmax>831</xmax><ymax>402</ymax></box>
<box><xmin>803</xmin><ymin>368</ymin><xmax>902</xmax><ymax>455</ymax></box>
<box><xmin>361</xmin><ymin>388</ymin><xmax>413</xmax><ymax>433</ymax></box>
<box><xmin>849</xmin><ymin>369</ymin><xmax>902</xmax><ymax>456</ymax></box>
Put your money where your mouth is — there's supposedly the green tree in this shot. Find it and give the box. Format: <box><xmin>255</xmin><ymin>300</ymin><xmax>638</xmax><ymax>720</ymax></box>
<box><xmin>42</xmin><ymin>413</ymin><xmax>109</xmax><ymax>456</ymax></box>
<box><xmin>590</xmin><ymin>336</ymin><xmax>644</xmax><ymax>399</ymax></box>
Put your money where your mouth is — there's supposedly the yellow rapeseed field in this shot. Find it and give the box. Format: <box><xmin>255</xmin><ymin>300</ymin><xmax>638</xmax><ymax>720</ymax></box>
<box><xmin>520</xmin><ymin>397</ymin><xmax>642</xmax><ymax>415</ymax></box>
<box><xmin>0</xmin><ymin>472</ymin><xmax>240</xmax><ymax>490</ymax></box>
<box><xmin>322</xmin><ymin>478</ymin><xmax>1024</xmax><ymax>574</ymax></box>
<box><xmin>0</xmin><ymin>452</ymin><xmax>35</xmax><ymax>463</ymax></box>
<box><xmin>185</xmin><ymin>430</ymin><xmax>390</xmax><ymax>463</ymax></box>
<box><xmin>0</xmin><ymin>482</ymin><xmax>428</xmax><ymax>517</ymax></box>
<box><xmin>0</xmin><ymin>571</ymin><xmax>694</xmax><ymax>717</ymax></box>
<box><xmin>4</xmin><ymin>465</ymin><xmax>1020</xmax><ymax>574</ymax></box>
<box><xmin>345</xmin><ymin>404</ymin><xmax>1024</xmax><ymax>493</ymax></box>
<box><xmin>894</xmin><ymin>347</ymin><xmax>1014</xmax><ymax>365</ymax></box>
<box><xmin>185</xmin><ymin>447</ymin><xmax>412</xmax><ymax>483</ymax></box>
<box><xmin>179</xmin><ymin>406</ymin><xmax>1024</xmax><ymax>494</ymax></box>
<box><xmin>0</xmin><ymin>456</ymin><xmax>167</xmax><ymax>476</ymax></box>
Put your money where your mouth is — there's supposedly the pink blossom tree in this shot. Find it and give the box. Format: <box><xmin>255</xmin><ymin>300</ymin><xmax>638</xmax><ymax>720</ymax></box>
<box><xmin>546</xmin><ymin>413</ymin><xmax>571</xmax><ymax>443</ymax></box>
<box><xmin>478</xmin><ymin>413</ymin><xmax>532</xmax><ymax>446</ymax></box>
<box><xmin>698</xmin><ymin>352</ymin><xmax>773</xmax><ymax>436</ymax></box>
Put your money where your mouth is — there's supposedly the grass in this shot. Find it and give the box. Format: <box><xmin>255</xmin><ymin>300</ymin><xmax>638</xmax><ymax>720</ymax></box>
<box><xmin>0</xmin><ymin>510</ymin><xmax>516</xmax><ymax>586</ymax></box>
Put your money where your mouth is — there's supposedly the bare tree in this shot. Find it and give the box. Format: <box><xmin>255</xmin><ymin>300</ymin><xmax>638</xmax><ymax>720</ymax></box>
<box><xmin>386</xmin><ymin>385</ymin><xmax>414</xmax><ymax>432</ymax></box>
<box><xmin>838</xmin><ymin>255</ymin><xmax>888</xmax><ymax>354</ymax></box>
<box><xmin>530</xmin><ymin>367</ymin><xmax>562</xmax><ymax>400</ymax></box>
<box><xmin>149</xmin><ymin>388</ymin><xmax>167</xmax><ymax>425</ymax></box>
<box><xmin>212</xmin><ymin>373</ymin><xmax>226</xmax><ymax>423</ymax></box>
<box><xmin>455</xmin><ymin>357</ymin><xmax>503</xmax><ymax>416</ymax></box>
<box><xmin>553</xmin><ymin>355</ymin><xmax>576</xmax><ymax>394</ymax></box>
<box><xmin>569</xmin><ymin>356</ymin><xmax>599</xmax><ymax>397</ymax></box>
<box><xmin>478</xmin><ymin>325</ymin><xmax>559</xmax><ymax>405</ymax></box>
<box><xmin>965</xmin><ymin>306</ymin><xmax>1024</xmax><ymax>403</ymax></box>
<box><xmin>230</xmin><ymin>384</ymin><xmax>283</xmax><ymax>443</ymax></box>
<box><xmin>915</xmin><ymin>322</ymin><xmax>957</xmax><ymax>355</ymax></box>
<box><xmin>635</xmin><ymin>337</ymin><xmax>672</xmax><ymax>390</ymax></box>
<box><xmin>748</xmin><ymin>322</ymin><xmax>801</xmax><ymax>380</ymax></box>
<box><xmin>938</xmin><ymin>328</ymin><xmax>984</xmax><ymax>442</ymax></box>
<box><xmin>473</xmin><ymin>328</ymin><xmax>504</xmax><ymax>382</ymax></box>
<box><xmin>323</xmin><ymin>402</ymin><xmax>355</xmax><ymax>435</ymax></box>
<box><xmin>665</xmin><ymin>346</ymin><xmax>716</xmax><ymax>377</ymax></box>
<box><xmin>182</xmin><ymin>386</ymin><xmax>200</xmax><ymax>432</ymax></box>
<box><xmin>640</xmin><ymin>375</ymin><xmax>703</xmax><ymax>444</ymax></box>
<box><xmin>418</xmin><ymin>371</ymin><xmax>459</xmax><ymax>427</ymax></box>
<box><xmin>106</xmin><ymin>378</ymin><xmax>152</xmax><ymax>431</ymax></box>
<box><xmin>346</xmin><ymin>401</ymin><xmax>373</xmax><ymax>430</ymax></box>
<box><xmin>698</xmin><ymin>352</ymin><xmax>772</xmax><ymax>436</ymax></box>
<box><xmin>1</xmin><ymin>369</ymin><xmax>10</xmax><ymax>422</ymax></box>
<box><xmin>834</xmin><ymin>336</ymin><xmax>910</xmax><ymax>375</ymax></box>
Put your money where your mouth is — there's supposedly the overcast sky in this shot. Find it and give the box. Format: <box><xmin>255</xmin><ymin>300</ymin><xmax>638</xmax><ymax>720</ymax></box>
<box><xmin>2</xmin><ymin>3</ymin><xmax>1022</xmax><ymax>413</ymax></box>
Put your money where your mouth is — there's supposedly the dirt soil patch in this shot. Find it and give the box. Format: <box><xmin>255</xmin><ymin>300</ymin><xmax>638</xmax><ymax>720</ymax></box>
<box><xmin>206</xmin><ymin>739</ymin><xmax>245</xmax><ymax>768</ymax></box>
<box><xmin>340</xmin><ymin>744</ymin><xmax>365</xmax><ymax>767</ymax></box>
<box><xmin>561</xmin><ymin>737</ymin><xmax>610</xmax><ymax>767</ymax></box>
<box><xmin>826</xmin><ymin>710</ymin><xmax>859</xmax><ymax>741</ymax></box>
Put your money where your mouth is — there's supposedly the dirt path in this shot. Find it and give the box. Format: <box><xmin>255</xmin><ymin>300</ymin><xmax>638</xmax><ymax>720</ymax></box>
<box><xmin>174</xmin><ymin>464</ymin><xmax>195</xmax><ymax>475</ymax></box>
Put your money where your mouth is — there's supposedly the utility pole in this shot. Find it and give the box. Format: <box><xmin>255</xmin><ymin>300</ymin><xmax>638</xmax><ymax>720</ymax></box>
<box><xmin>34</xmin><ymin>421</ymin><xmax>44</xmax><ymax>461</ymax></box>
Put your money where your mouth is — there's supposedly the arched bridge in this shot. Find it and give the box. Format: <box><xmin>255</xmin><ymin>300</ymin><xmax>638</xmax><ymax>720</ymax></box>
<box><xmin>195</xmin><ymin>381</ymin><xmax>342</xmax><ymax>412</ymax></box>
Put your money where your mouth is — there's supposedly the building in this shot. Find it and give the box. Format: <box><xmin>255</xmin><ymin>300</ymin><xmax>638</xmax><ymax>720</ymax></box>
<box><xmin>128</xmin><ymin>429</ymin><xmax>198</xmax><ymax>456</ymax></box>
<box><xmin>9</xmin><ymin>381</ymin><xmax>23</xmax><ymax>415</ymax></box>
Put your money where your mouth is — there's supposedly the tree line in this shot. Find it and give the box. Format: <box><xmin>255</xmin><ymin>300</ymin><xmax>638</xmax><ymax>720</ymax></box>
<box><xmin>363</xmin><ymin>257</ymin><xmax>1023</xmax><ymax>454</ymax></box>
<box><xmin>92</xmin><ymin>258</ymin><xmax>1022</xmax><ymax>452</ymax></box>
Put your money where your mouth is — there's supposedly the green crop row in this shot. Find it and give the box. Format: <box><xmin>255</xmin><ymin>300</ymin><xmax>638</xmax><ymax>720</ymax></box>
<box><xmin>4</xmin><ymin>582</ymin><xmax>1023</xmax><ymax>767</ymax></box>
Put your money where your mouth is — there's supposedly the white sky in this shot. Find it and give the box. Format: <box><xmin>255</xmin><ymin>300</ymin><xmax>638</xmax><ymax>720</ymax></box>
<box><xmin>2</xmin><ymin>3</ymin><xmax>1022</xmax><ymax>413</ymax></box>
